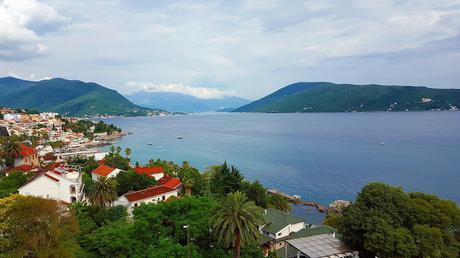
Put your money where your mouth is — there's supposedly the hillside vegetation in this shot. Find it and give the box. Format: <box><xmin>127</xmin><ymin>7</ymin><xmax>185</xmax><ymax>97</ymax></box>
<box><xmin>0</xmin><ymin>77</ymin><xmax>158</xmax><ymax>116</ymax></box>
<box><xmin>234</xmin><ymin>82</ymin><xmax>460</xmax><ymax>113</ymax></box>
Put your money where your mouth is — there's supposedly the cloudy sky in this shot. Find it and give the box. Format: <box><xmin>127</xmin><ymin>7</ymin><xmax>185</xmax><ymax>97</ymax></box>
<box><xmin>1</xmin><ymin>0</ymin><xmax>459</xmax><ymax>99</ymax></box>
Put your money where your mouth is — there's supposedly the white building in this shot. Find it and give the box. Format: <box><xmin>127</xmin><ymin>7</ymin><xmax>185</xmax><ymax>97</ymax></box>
<box><xmin>114</xmin><ymin>185</ymin><xmax>179</xmax><ymax>213</ymax></box>
<box><xmin>40</xmin><ymin>112</ymin><xmax>59</xmax><ymax>120</ymax></box>
<box><xmin>91</xmin><ymin>165</ymin><xmax>122</xmax><ymax>181</ymax></box>
<box><xmin>3</xmin><ymin>113</ymin><xmax>21</xmax><ymax>121</ymax></box>
<box><xmin>18</xmin><ymin>165</ymin><xmax>84</xmax><ymax>203</ymax></box>
<box><xmin>260</xmin><ymin>208</ymin><xmax>306</xmax><ymax>252</ymax></box>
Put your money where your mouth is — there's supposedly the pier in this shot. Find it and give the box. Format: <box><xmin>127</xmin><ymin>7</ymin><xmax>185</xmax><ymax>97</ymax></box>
<box><xmin>267</xmin><ymin>189</ymin><xmax>328</xmax><ymax>213</ymax></box>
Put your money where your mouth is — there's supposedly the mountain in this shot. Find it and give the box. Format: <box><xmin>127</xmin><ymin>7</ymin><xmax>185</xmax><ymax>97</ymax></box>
<box><xmin>126</xmin><ymin>91</ymin><xmax>251</xmax><ymax>112</ymax></box>
<box><xmin>0</xmin><ymin>77</ymin><xmax>159</xmax><ymax>116</ymax></box>
<box><xmin>233</xmin><ymin>82</ymin><xmax>460</xmax><ymax>113</ymax></box>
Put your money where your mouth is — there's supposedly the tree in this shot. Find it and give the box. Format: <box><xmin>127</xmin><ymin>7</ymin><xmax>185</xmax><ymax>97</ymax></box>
<box><xmin>115</xmin><ymin>170</ymin><xmax>156</xmax><ymax>196</ymax></box>
<box><xmin>0</xmin><ymin>137</ymin><xmax>21</xmax><ymax>167</ymax></box>
<box><xmin>116</xmin><ymin>146</ymin><xmax>122</xmax><ymax>155</ymax></box>
<box><xmin>243</xmin><ymin>180</ymin><xmax>268</xmax><ymax>207</ymax></box>
<box><xmin>104</xmin><ymin>152</ymin><xmax>130</xmax><ymax>170</ymax></box>
<box><xmin>412</xmin><ymin>224</ymin><xmax>444</xmax><ymax>258</ymax></box>
<box><xmin>211</xmin><ymin>191</ymin><xmax>265</xmax><ymax>258</ymax></box>
<box><xmin>146</xmin><ymin>238</ymin><xmax>200</xmax><ymax>258</ymax></box>
<box><xmin>124</xmin><ymin>148</ymin><xmax>132</xmax><ymax>159</ymax></box>
<box><xmin>109</xmin><ymin>146</ymin><xmax>115</xmax><ymax>155</ymax></box>
<box><xmin>0</xmin><ymin>171</ymin><xmax>33</xmax><ymax>197</ymax></box>
<box><xmin>210</xmin><ymin>162</ymin><xmax>244</xmax><ymax>196</ymax></box>
<box><xmin>338</xmin><ymin>183</ymin><xmax>460</xmax><ymax>258</ymax></box>
<box><xmin>80</xmin><ymin>220</ymin><xmax>141</xmax><ymax>257</ymax></box>
<box><xmin>133</xmin><ymin>196</ymin><xmax>218</xmax><ymax>252</ymax></box>
<box><xmin>0</xmin><ymin>195</ymin><xmax>80</xmax><ymax>257</ymax></box>
<box><xmin>267</xmin><ymin>194</ymin><xmax>292</xmax><ymax>213</ymax></box>
<box><xmin>87</xmin><ymin>177</ymin><xmax>118</xmax><ymax>208</ymax></box>
<box><xmin>177</xmin><ymin>164</ymin><xmax>205</xmax><ymax>196</ymax></box>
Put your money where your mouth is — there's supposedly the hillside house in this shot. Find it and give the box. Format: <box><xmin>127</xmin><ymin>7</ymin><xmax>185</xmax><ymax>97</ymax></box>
<box><xmin>134</xmin><ymin>166</ymin><xmax>164</xmax><ymax>180</ymax></box>
<box><xmin>18</xmin><ymin>165</ymin><xmax>85</xmax><ymax>203</ymax></box>
<box><xmin>14</xmin><ymin>144</ymin><xmax>39</xmax><ymax>168</ymax></box>
<box><xmin>91</xmin><ymin>165</ymin><xmax>122</xmax><ymax>181</ymax></box>
<box><xmin>156</xmin><ymin>175</ymin><xmax>182</xmax><ymax>190</ymax></box>
<box><xmin>114</xmin><ymin>185</ymin><xmax>179</xmax><ymax>213</ymax></box>
<box><xmin>260</xmin><ymin>208</ymin><xmax>306</xmax><ymax>252</ymax></box>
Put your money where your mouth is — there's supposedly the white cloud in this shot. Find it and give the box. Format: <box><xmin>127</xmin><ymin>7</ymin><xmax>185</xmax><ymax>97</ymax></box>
<box><xmin>0</xmin><ymin>0</ymin><xmax>69</xmax><ymax>61</ymax></box>
<box><xmin>125</xmin><ymin>82</ymin><xmax>233</xmax><ymax>99</ymax></box>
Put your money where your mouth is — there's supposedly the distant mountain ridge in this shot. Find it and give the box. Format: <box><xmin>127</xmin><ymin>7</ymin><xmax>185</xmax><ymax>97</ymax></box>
<box><xmin>0</xmin><ymin>77</ymin><xmax>158</xmax><ymax>116</ymax></box>
<box><xmin>233</xmin><ymin>82</ymin><xmax>460</xmax><ymax>113</ymax></box>
<box><xmin>126</xmin><ymin>91</ymin><xmax>250</xmax><ymax>112</ymax></box>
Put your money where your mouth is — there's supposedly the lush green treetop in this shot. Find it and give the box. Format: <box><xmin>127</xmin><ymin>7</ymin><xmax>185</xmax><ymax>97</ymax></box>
<box><xmin>338</xmin><ymin>182</ymin><xmax>460</xmax><ymax>258</ymax></box>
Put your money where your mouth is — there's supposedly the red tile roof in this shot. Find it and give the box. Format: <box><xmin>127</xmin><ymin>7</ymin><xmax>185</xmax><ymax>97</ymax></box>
<box><xmin>9</xmin><ymin>164</ymin><xmax>34</xmax><ymax>172</ymax></box>
<box><xmin>156</xmin><ymin>175</ymin><xmax>182</xmax><ymax>189</ymax></box>
<box><xmin>124</xmin><ymin>185</ymin><xmax>176</xmax><ymax>202</ymax></box>
<box><xmin>134</xmin><ymin>166</ymin><xmax>164</xmax><ymax>176</ymax></box>
<box><xmin>92</xmin><ymin>165</ymin><xmax>116</xmax><ymax>176</ymax></box>
<box><xmin>20</xmin><ymin>144</ymin><xmax>37</xmax><ymax>157</ymax></box>
<box><xmin>44</xmin><ymin>173</ymin><xmax>59</xmax><ymax>182</ymax></box>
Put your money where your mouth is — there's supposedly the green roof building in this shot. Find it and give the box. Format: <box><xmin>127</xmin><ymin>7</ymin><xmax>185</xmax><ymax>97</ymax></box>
<box><xmin>260</xmin><ymin>208</ymin><xmax>306</xmax><ymax>254</ymax></box>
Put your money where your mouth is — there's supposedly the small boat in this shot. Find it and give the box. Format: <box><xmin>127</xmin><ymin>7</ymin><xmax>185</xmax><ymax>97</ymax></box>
<box><xmin>177</xmin><ymin>136</ymin><xmax>183</xmax><ymax>139</ymax></box>
<box><xmin>148</xmin><ymin>143</ymin><xmax>153</xmax><ymax>145</ymax></box>
<box><xmin>381</xmin><ymin>142</ymin><xmax>385</xmax><ymax>145</ymax></box>
<box><xmin>157</xmin><ymin>145</ymin><xmax>164</xmax><ymax>149</ymax></box>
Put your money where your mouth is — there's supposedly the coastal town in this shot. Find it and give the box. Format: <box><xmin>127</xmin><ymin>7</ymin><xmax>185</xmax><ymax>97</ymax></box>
<box><xmin>0</xmin><ymin>107</ymin><xmax>363</xmax><ymax>258</ymax></box>
<box><xmin>0</xmin><ymin>106</ymin><xmax>458</xmax><ymax>258</ymax></box>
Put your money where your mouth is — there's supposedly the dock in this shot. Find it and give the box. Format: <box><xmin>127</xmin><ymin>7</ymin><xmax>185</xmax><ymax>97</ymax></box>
<box><xmin>267</xmin><ymin>189</ymin><xmax>328</xmax><ymax>213</ymax></box>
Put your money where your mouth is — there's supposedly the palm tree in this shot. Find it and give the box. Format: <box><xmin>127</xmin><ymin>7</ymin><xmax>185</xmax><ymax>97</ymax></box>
<box><xmin>109</xmin><ymin>145</ymin><xmax>116</xmax><ymax>155</ymax></box>
<box><xmin>1</xmin><ymin>137</ymin><xmax>21</xmax><ymax>167</ymax></box>
<box><xmin>211</xmin><ymin>191</ymin><xmax>265</xmax><ymax>258</ymax></box>
<box><xmin>87</xmin><ymin>177</ymin><xmax>118</xmax><ymax>208</ymax></box>
<box><xmin>116</xmin><ymin>146</ymin><xmax>122</xmax><ymax>155</ymax></box>
<box><xmin>69</xmin><ymin>200</ymin><xmax>88</xmax><ymax>215</ymax></box>
<box><xmin>124</xmin><ymin>148</ymin><xmax>132</xmax><ymax>159</ymax></box>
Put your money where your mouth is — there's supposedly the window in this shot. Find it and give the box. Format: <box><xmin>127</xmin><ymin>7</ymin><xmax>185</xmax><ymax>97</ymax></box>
<box><xmin>162</xmin><ymin>195</ymin><xmax>165</xmax><ymax>200</ymax></box>
<box><xmin>70</xmin><ymin>185</ymin><xmax>76</xmax><ymax>194</ymax></box>
<box><xmin>134</xmin><ymin>203</ymin><xmax>138</xmax><ymax>207</ymax></box>
<box><xmin>70</xmin><ymin>196</ymin><xmax>77</xmax><ymax>203</ymax></box>
<box><xmin>277</xmin><ymin>232</ymin><xmax>282</xmax><ymax>236</ymax></box>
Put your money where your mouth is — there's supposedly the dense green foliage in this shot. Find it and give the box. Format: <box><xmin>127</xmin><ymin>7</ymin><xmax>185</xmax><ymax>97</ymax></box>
<box><xmin>0</xmin><ymin>171</ymin><xmax>33</xmax><ymax>198</ymax></box>
<box><xmin>62</xmin><ymin>119</ymin><xmax>121</xmax><ymax>139</ymax></box>
<box><xmin>337</xmin><ymin>183</ymin><xmax>460</xmax><ymax>258</ymax></box>
<box><xmin>0</xmin><ymin>77</ymin><xmax>156</xmax><ymax>116</ymax></box>
<box><xmin>105</xmin><ymin>148</ymin><xmax>131</xmax><ymax>170</ymax></box>
<box><xmin>115</xmin><ymin>170</ymin><xmax>156</xmax><ymax>196</ymax></box>
<box><xmin>94</xmin><ymin>121</ymin><xmax>122</xmax><ymax>134</ymax></box>
<box><xmin>234</xmin><ymin>82</ymin><xmax>460</xmax><ymax>113</ymax></box>
<box><xmin>74</xmin><ymin>196</ymin><xmax>264</xmax><ymax>257</ymax></box>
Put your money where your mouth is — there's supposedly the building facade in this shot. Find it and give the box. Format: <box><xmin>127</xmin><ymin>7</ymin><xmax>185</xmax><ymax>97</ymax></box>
<box><xmin>18</xmin><ymin>165</ymin><xmax>85</xmax><ymax>203</ymax></box>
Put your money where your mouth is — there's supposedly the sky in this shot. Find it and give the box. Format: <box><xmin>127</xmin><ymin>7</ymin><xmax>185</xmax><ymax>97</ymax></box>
<box><xmin>0</xmin><ymin>0</ymin><xmax>459</xmax><ymax>100</ymax></box>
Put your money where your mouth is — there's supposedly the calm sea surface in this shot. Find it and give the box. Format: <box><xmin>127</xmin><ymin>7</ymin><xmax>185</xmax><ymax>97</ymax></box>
<box><xmin>103</xmin><ymin>112</ymin><xmax>460</xmax><ymax>224</ymax></box>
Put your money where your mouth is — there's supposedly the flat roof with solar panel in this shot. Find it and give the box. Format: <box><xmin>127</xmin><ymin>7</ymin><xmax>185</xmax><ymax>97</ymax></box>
<box><xmin>286</xmin><ymin>234</ymin><xmax>359</xmax><ymax>258</ymax></box>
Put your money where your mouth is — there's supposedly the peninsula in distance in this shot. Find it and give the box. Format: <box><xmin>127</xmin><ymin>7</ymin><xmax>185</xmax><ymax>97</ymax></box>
<box><xmin>234</xmin><ymin>82</ymin><xmax>460</xmax><ymax>113</ymax></box>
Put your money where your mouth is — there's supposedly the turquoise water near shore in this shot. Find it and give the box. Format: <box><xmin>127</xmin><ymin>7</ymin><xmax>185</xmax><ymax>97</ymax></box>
<box><xmin>103</xmin><ymin>112</ymin><xmax>460</xmax><ymax>224</ymax></box>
